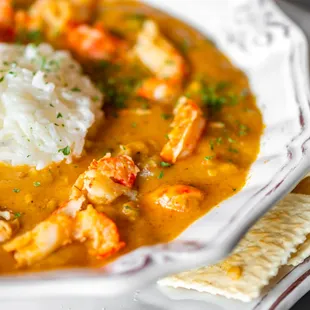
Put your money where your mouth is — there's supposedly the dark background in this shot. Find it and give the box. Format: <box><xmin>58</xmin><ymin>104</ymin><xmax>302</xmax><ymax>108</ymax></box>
<box><xmin>276</xmin><ymin>0</ymin><xmax>310</xmax><ymax>309</ymax></box>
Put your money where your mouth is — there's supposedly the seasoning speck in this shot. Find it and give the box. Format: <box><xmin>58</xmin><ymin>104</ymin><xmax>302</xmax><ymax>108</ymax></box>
<box><xmin>158</xmin><ymin>171</ymin><xmax>164</xmax><ymax>179</ymax></box>
<box><xmin>58</xmin><ymin>146</ymin><xmax>71</xmax><ymax>156</ymax></box>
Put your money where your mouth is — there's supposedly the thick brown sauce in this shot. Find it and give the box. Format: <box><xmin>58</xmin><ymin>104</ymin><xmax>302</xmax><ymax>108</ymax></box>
<box><xmin>0</xmin><ymin>1</ymin><xmax>263</xmax><ymax>274</ymax></box>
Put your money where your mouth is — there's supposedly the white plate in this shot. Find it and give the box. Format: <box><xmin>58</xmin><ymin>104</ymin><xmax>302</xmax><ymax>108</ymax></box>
<box><xmin>0</xmin><ymin>0</ymin><xmax>310</xmax><ymax>307</ymax></box>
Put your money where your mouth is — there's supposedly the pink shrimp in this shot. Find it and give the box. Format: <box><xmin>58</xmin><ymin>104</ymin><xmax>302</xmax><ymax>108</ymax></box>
<box><xmin>3</xmin><ymin>154</ymin><xmax>139</xmax><ymax>267</ymax></box>
<box><xmin>134</xmin><ymin>20</ymin><xmax>187</xmax><ymax>102</ymax></box>
<box><xmin>67</xmin><ymin>22</ymin><xmax>127</xmax><ymax>61</ymax></box>
<box><xmin>150</xmin><ymin>184</ymin><xmax>204</xmax><ymax>212</ymax></box>
<box><xmin>160</xmin><ymin>96</ymin><xmax>206</xmax><ymax>163</ymax></box>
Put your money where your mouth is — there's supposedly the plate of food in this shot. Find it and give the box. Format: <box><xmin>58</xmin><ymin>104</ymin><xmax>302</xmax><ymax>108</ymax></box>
<box><xmin>0</xmin><ymin>0</ymin><xmax>309</xmax><ymax>306</ymax></box>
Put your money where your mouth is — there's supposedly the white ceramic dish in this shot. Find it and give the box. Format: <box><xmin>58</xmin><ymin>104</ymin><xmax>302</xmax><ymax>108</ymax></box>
<box><xmin>0</xmin><ymin>0</ymin><xmax>310</xmax><ymax>307</ymax></box>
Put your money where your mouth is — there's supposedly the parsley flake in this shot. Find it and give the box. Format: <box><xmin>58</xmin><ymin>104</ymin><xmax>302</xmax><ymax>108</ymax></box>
<box><xmin>161</xmin><ymin>113</ymin><xmax>172</xmax><ymax>120</ymax></box>
<box><xmin>58</xmin><ymin>146</ymin><xmax>71</xmax><ymax>156</ymax></box>
<box><xmin>14</xmin><ymin>212</ymin><xmax>22</xmax><ymax>218</ymax></box>
<box><xmin>13</xmin><ymin>188</ymin><xmax>20</xmax><ymax>193</ymax></box>
<box><xmin>204</xmin><ymin>156</ymin><xmax>214</xmax><ymax>161</ymax></box>
<box><xmin>160</xmin><ymin>161</ymin><xmax>172</xmax><ymax>167</ymax></box>
<box><xmin>33</xmin><ymin>181</ymin><xmax>41</xmax><ymax>187</ymax></box>
<box><xmin>157</xmin><ymin>171</ymin><xmax>164</xmax><ymax>179</ymax></box>
<box><xmin>71</xmin><ymin>87</ymin><xmax>81</xmax><ymax>92</ymax></box>
<box><xmin>57</xmin><ymin>112</ymin><xmax>63</xmax><ymax>119</ymax></box>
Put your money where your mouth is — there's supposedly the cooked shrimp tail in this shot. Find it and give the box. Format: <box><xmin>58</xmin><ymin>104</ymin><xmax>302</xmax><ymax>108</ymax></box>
<box><xmin>134</xmin><ymin>20</ymin><xmax>187</xmax><ymax>102</ymax></box>
<box><xmin>74</xmin><ymin>205</ymin><xmax>125</xmax><ymax>258</ymax></box>
<box><xmin>160</xmin><ymin>96</ymin><xmax>206</xmax><ymax>163</ymax></box>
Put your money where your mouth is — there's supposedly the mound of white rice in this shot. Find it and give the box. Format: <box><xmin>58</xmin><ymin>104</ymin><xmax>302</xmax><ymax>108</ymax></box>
<box><xmin>0</xmin><ymin>43</ymin><xmax>103</xmax><ymax>169</ymax></box>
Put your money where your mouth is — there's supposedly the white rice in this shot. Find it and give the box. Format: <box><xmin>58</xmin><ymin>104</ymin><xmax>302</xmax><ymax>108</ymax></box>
<box><xmin>0</xmin><ymin>43</ymin><xmax>103</xmax><ymax>169</ymax></box>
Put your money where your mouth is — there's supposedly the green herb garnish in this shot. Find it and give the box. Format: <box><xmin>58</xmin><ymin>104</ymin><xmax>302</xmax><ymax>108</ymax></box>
<box><xmin>229</xmin><ymin>147</ymin><xmax>239</xmax><ymax>153</ymax></box>
<box><xmin>58</xmin><ymin>146</ymin><xmax>71</xmax><ymax>156</ymax></box>
<box><xmin>33</xmin><ymin>181</ymin><xmax>41</xmax><ymax>187</ymax></box>
<box><xmin>161</xmin><ymin>113</ymin><xmax>172</xmax><ymax>120</ymax></box>
<box><xmin>204</xmin><ymin>156</ymin><xmax>214</xmax><ymax>161</ymax></box>
<box><xmin>13</xmin><ymin>188</ymin><xmax>20</xmax><ymax>193</ymax></box>
<box><xmin>57</xmin><ymin>112</ymin><xmax>62</xmax><ymax>118</ymax></box>
<box><xmin>237</xmin><ymin>122</ymin><xmax>249</xmax><ymax>136</ymax></box>
<box><xmin>14</xmin><ymin>212</ymin><xmax>22</xmax><ymax>218</ymax></box>
<box><xmin>158</xmin><ymin>171</ymin><xmax>164</xmax><ymax>179</ymax></box>
<box><xmin>160</xmin><ymin>161</ymin><xmax>172</xmax><ymax>167</ymax></box>
<box><xmin>71</xmin><ymin>87</ymin><xmax>81</xmax><ymax>92</ymax></box>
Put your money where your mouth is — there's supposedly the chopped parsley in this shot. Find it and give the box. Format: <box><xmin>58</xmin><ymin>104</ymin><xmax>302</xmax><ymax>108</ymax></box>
<box><xmin>50</xmin><ymin>103</ymin><xmax>55</xmax><ymax>107</ymax></box>
<box><xmin>228</xmin><ymin>137</ymin><xmax>236</xmax><ymax>143</ymax></box>
<box><xmin>33</xmin><ymin>181</ymin><xmax>41</xmax><ymax>187</ymax></box>
<box><xmin>92</xmin><ymin>96</ymin><xmax>99</xmax><ymax>102</ymax></box>
<box><xmin>229</xmin><ymin>147</ymin><xmax>239</xmax><ymax>153</ymax></box>
<box><xmin>14</xmin><ymin>212</ymin><xmax>22</xmax><ymax>218</ymax></box>
<box><xmin>160</xmin><ymin>161</ymin><xmax>172</xmax><ymax>167</ymax></box>
<box><xmin>0</xmin><ymin>76</ymin><xmax>4</xmax><ymax>82</ymax></box>
<box><xmin>13</xmin><ymin>188</ymin><xmax>20</xmax><ymax>193</ymax></box>
<box><xmin>27</xmin><ymin>30</ymin><xmax>43</xmax><ymax>44</ymax></box>
<box><xmin>209</xmin><ymin>140</ymin><xmax>215</xmax><ymax>151</ymax></box>
<box><xmin>204</xmin><ymin>156</ymin><xmax>214</xmax><ymax>161</ymax></box>
<box><xmin>232</xmin><ymin>188</ymin><xmax>237</xmax><ymax>192</ymax></box>
<box><xmin>40</xmin><ymin>56</ymin><xmax>47</xmax><ymax>70</ymax></box>
<box><xmin>127</xmin><ymin>13</ymin><xmax>147</xmax><ymax>23</ymax></box>
<box><xmin>131</xmin><ymin>122</ymin><xmax>137</xmax><ymax>128</ymax></box>
<box><xmin>179</xmin><ymin>39</ymin><xmax>190</xmax><ymax>54</ymax></box>
<box><xmin>56</xmin><ymin>112</ymin><xmax>63</xmax><ymax>119</ymax></box>
<box><xmin>165</xmin><ymin>133</ymin><xmax>169</xmax><ymax>139</ymax></box>
<box><xmin>58</xmin><ymin>146</ymin><xmax>71</xmax><ymax>156</ymax></box>
<box><xmin>237</xmin><ymin>122</ymin><xmax>249</xmax><ymax>136</ymax></box>
<box><xmin>141</xmin><ymin>102</ymin><xmax>150</xmax><ymax>110</ymax></box>
<box><xmin>161</xmin><ymin>113</ymin><xmax>172</xmax><ymax>120</ymax></box>
<box><xmin>189</xmin><ymin>79</ymin><xmax>240</xmax><ymax>113</ymax></box>
<box><xmin>71</xmin><ymin>87</ymin><xmax>81</xmax><ymax>92</ymax></box>
<box><xmin>157</xmin><ymin>171</ymin><xmax>164</xmax><ymax>179</ymax></box>
<box><xmin>216</xmin><ymin>137</ymin><xmax>223</xmax><ymax>145</ymax></box>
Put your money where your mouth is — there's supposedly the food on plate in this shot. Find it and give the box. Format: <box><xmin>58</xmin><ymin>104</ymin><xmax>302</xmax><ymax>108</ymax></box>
<box><xmin>134</xmin><ymin>19</ymin><xmax>186</xmax><ymax>102</ymax></box>
<box><xmin>0</xmin><ymin>209</ymin><xmax>20</xmax><ymax>243</ymax></box>
<box><xmin>160</xmin><ymin>96</ymin><xmax>206</xmax><ymax>163</ymax></box>
<box><xmin>149</xmin><ymin>184</ymin><xmax>204</xmax><ymax>212</ymax></box>
<box><xmin>0</xmin><ymin>43</ymin><xmax>103</xmax><ymax>169</ymax></box>
<box><xmin>0</xmin><ymin>0</ymin><xmax>263</xmax><ymax>273</ymax></box>
<box><xmin>159</xmin><ymin>193</ymin><xmax>310</xmax><ymax>302</ymax></box>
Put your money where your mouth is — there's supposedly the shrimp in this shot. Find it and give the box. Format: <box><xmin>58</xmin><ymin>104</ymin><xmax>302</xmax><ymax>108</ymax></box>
<box><xmin>27</xmin><ymin>0</ymin><xmax>95</xmax><ymax>34</ymax></box>
<box><xmin>3</xmin><ymin>213</ymin><xmax>74</xmax><ymax>267</ymax></box>
<box><xmin>0</xmin><ymin>209</ymin><xmax>20</xmax><ymax>243</ymax></box>
<box><xmin>160</xmin><ymin>96</ymin><xmax>206</xmax><ymax>163</ymax></box>
<box><xmin>3</xmin><ymin>154</ymin><xmax>138</xmax><ymax>267</ymax></box>
<box><xmin>89</xmin><ymin>154</ymin><xmax>140</xmax><ymax>188</ymax></box>
<box><xmin>150</xmin><ymin>184</ymin><xmax>204</xmax><ymax>212</ymax></box>
<box><xmin>74</xmin><ymin>205</ymin><xmax>125</xmax><ymax>258</ymax></box>
<box><xmin>134</xmin><ymin>20</ymin><xmax>187</xmax><ymax>102</ymax></box>
<box><xmin>67</xmin><ymin>22</ymin><xmax>127</xmax><ymax>61</ymax></box>
<box><xmin>0</xmin><ymin>0</ymin><xmax>15</xmax><ymax>41</ymax></box>
<box><xmin>80</xmin><ymin>154</ymin><xmax>140</xmax><ymax>204</ymax></box>
<box><xmin>2</xmin><ymin>197</ymin><xmax>85</xmax><ymax>267</ymax></box>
